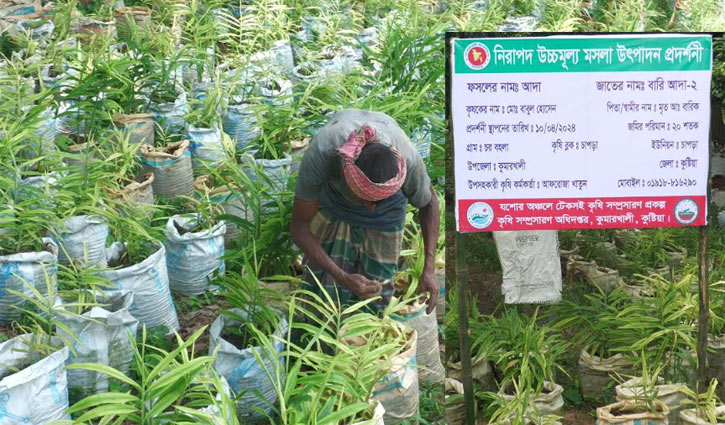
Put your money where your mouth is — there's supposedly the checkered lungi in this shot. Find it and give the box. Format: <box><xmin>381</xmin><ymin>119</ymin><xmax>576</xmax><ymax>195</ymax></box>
<box><xmin>302</xmin><ymin>209</ymin><xmax>403</xmax><ymax>312</ymax></box>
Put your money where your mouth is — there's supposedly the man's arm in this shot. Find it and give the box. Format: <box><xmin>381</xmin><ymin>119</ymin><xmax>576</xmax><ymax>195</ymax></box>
<box><xmin>417</xmin><ymin>186</ymin><xmax>441</xmax><ymax>314</ymax></box>
<box><xmin>290</xmin><ymin>197</ymin><xmax>381</xmax><ymax>299</ymax></box>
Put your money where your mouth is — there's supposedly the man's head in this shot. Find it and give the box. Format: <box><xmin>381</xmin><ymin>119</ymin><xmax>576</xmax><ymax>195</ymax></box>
<box><xmin>339</xmin><ymin>125</ymin><xmax>407</xmax><ymax>210</ymax></box>
<box><xmin>355</xmin><ymin>143</ymin><xmax>399</xmax><ymax>184</ymax></box>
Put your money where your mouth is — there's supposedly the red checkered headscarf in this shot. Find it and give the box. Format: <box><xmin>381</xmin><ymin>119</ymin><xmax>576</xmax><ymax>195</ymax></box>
<box><xmin>338</xmin><ymin>125</ymin><xmax>407</xmax><ymax>202</ymax></box>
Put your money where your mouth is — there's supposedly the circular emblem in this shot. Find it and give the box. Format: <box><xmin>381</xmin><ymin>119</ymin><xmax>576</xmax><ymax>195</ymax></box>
<box><xmin>674</xmin><ymin>198</ymin><xmax>698</xmax><ymax>225</ymax></box>
<box><xmin>464</xmin><ymin>42</ymin><xmax>490</xmax><ymax>71</ymax></box>
<box><xmin>467</xmin><ymin>201</ymin><xmax>494</xmax><ymax>229</ymax></box>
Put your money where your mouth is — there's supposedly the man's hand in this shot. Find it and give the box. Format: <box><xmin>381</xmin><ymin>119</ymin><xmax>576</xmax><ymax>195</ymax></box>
<box><xmin>342</xmin><ymin>273</ymin><xmax>382</xmax><ymax>299</ymax></box>
<box><xmin>417</xmin><ymin>186</ymin><xmax>441</xmax><ymax>315</ymax></box>
<box><xmin>419</xmin><ymin>267</ymin><xmax>439</xmax><ymax>314</ymax></box>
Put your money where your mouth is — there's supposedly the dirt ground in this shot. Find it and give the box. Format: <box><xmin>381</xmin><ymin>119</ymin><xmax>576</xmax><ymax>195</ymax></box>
<box><xmin>174</xmin><ymin>294</ymin><xmax>228</xmax><ymax>354</ymax></box>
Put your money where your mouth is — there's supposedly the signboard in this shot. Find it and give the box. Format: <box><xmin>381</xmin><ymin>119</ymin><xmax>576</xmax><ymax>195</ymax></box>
<box><xmin>451</xmin><ymin>34</ymin><xmax>713</xmax><ymax>232</ymax></box>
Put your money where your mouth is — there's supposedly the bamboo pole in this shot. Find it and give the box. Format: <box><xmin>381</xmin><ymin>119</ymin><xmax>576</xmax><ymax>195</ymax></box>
<box><xmin>455</xmin><ymin>232</ymin><xmax>475</xmax><ymax>425</ymax></box>
<box><xmin>697</xmin><ymin>224</ymin><xmax>709</xmax><ymax>391</ymax></box>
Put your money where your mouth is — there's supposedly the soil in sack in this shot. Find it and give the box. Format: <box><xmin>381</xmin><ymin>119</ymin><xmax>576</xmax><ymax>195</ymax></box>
<box><xmin>164</xmin><ymin>214</ymin><xmax>226</xmax><ymax>296</ymax></box>
<box><xmin>108</xmin><ymin>172</ymin><xmax>155</xmax><ymax>208</ymax></box>
<box><xmin>140</xmin><ymin>140</ymin><xmax>194</xmax><ymax>198</ymax></box>
<box><xmin>0</xmin><ymin>334</ymin><xmax>70</xmax><ymax>424</ymax></box>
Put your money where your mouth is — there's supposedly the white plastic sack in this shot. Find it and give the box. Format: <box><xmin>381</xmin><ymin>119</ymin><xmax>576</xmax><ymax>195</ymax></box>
<box><xmin>222</xmin><ymin>103</ymin><xmax>259</xmax><ymax>149</ymax></box>
<box><xmin>209</xmin><ymin>309</ymin><xmax>288</xmax><ymax>422</ymax></box>
<box><xmin>196</xmin><ymin>375</ymin><xmax>235</xmax><ymax>425</ymax></box>
<box><xmin>445</xmin><ymin>378</ymin><xmax>465</xmax><ymax>425</ymax></box>
<box><xmin>435</xmin><ymin>267</ymin><xmax>445</xmax><ymax>324</ymax></box>
<box><xmin>164</xmin><ymin>214</ymin><xmax>226</xmax><ymax>296</ymax></box>
<box><xmin>52</xmin><ymin>215</ymin><xmax>109</xmax><ymax>268</ymax></box>
<box><xmin>351</xmin><ymin>400</ymin><xmax>386</xmax><ymax>425</ymax></box>
<box><xmin>140</xmin><ymin>140</ymin><xmax>194</xmax><ymax>198</ymax></box>
<box><xmin>708</xmin><ymin>335</ymin><xmax>725</xmax><ymax>397</ymax></box>
<box><xmin>187</xmin><ymin>124</ymin><xmax>225</xmax><ymax>171</ymax></box>
<box><xmin>255</xmin><ymin>77</ymin><xmax>293</xmax><ymax>107</ymax></box>
<box><xmin>410</xmin><ymin>120</ymin><xmax>432</xmax><ymax>160</ymax></box>
<box><xmin>0</xmin><ymin>335</ymin><xmax>70</xmax><ymax>424</ymax></box>
<box><xmin>578</xmin><ymin>348</ymin><xmax>633</xmax><ymax>400</ymax></box>
<box><xmin>371</xmin><ymin>328</ymin><xmax>419</xmax><ymax>424</ymax></box>
<box><xmin>616</xmin><ymin>378</ymin><xmax>687</xmax><ymax>425</ymax></box>
<box><xmin>359</xmin><ymin>27</ymin><xmax>379</xmax><ymax>49</ymax></box>
<box><xmin>679</xmin><ymin>406</ymin><xmax>725</xmax><ymax>425</ymax></box>
<box><xmin>193</xmin><ymin>175</ymin><xmax>252</xmax><ymax>247</ymax></box>
<box><xmin>0</xmin><ymin>239</ymin><xmax>58</xmax><ymax>322</ymax></box>
<box><xmin>243</xmin><ymin>154</ymin><xmax>293</xmax><ymax>196</ymax></box>
<box><xmin>250</xmin><ymin>39</ymin><xmax>294</xmax><ymax>76</ymax></box>
<box><xmin>41</xmin><ymin>63</ymin><xmax>69</xmax><ymax>92</ymax></box>
<box><xmin>8</xmin><ymin>18</ymin><xmax>54</xmax><ymax>44</ymax></box>
<box><xmin>499</xmin><ymin>381</ymin><xmax>565</xmax><ymax>416</ymax></box>
<box><xmin>150</xmin><ymin>92</ymin><xmax>188</xmax><ymax>137</ymax></box>
<box><xmin>392</xmin><ymin>300</ymin><xmax>444</xmax><ymax>383</ymax></box>
<box><xmin>112</xmin><ymin>113</ymin><xmax>155</xmax><ymax>146</ymax></box>
<box><xmin>300</xmin><ymin>16</ymin><xmax>326</xmax><ymax>42</ymax></box>
<box><xmin>498</xmin><ymin>16</ymin><xmax>539</xmax><ymax>32</ymax></box>
<box><xmin>291</xmin><ymin>58</ymin><xmax>344</xmax><ymax>83</ymax></box>
<box><xmin>0</xmin><ymin>1</ymin><xmax>43</xmax><ymax>26</ymax></box>
<box><xmin>25</xmin><ymin>107</ymin><xmax>57</xmax><ymax>155</ymax></box>
<box><xmin>14</xmin><ymin>172</ymin><xmax>59</xmax><ymax>205</ymax></box>
<box><xmin>56</xmin><ymin>291</ymin><xmax>138</xmax><ymax>395</ymax></box>
<box><xmin>493</xmin><ymin>231</ymin><xmax>562</xmax><ymax>304</ymax></box>
<box><xmin>99</xmin><ymin>244</ymin><xmax>179</xmax><ymax>332</ymax></box>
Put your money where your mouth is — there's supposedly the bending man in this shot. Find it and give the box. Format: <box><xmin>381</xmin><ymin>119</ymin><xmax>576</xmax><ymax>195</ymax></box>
<box><xmin>290</xmin><ymin>109</ymin><xmax>440</xmax><ymax>313</ymax></box>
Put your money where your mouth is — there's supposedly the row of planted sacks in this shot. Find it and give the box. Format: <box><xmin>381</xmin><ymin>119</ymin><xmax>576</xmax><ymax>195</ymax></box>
<box><xmin>1</xmin><ymin>213</ymin><xmax>227</xmax><ymax>330</ymax></box>
<box><xmin>209</xmin><ymin>309</ymin><xmax>419</xmax><ymax>425</ymax></box>
<box><xmin>0</xmin><ymin>290</ymin><xmax>139</xmax><ymax>424</ymax></box>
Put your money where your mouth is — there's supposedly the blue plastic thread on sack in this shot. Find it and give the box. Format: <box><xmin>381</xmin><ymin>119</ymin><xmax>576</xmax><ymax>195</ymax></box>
<box><xmin>0</xmin><ymin>393</ymin><xmax>30</xmax><ymax>423</ymax></box>
<box><xmin>229</xmin><ymin>357</ymin><xmax>257</xmax><ymax>392</ymax></box>
<box><xmin>165</xmin><ymin>242</ymin><xmax>186</xmax><ymax>280</ymax></box>
<box><xmin>371</xmin><ymin>354</ymin><xmax>417</xmax><ymax>397</ymax></box>
<box><xmin>8</xmin><ymin>6</ymin><xmax>36</xmax><ymax>16</ymax></box>
<box><xmin>152</xmin><ymin>267</ymin><xmax>163</xmax><ymax>293</ymax></box>
<box><xmin>0</xmin><ymin>263</ymin><xmax>19</xmax><ymax>298</ymax></box>
<box><xmin>49</xmin><ymin>368</ymin><xmax>63</xmax><ymax>404</ymax></box>
<box><xmin>222</xmin><ymin>105</ymin><xmax>258</xmax><ymax>149</ymax></box>
<box><xmin>207</xmin><ymin>238</ymin><xmax>224</xmax><ymax>275</ymax></box>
